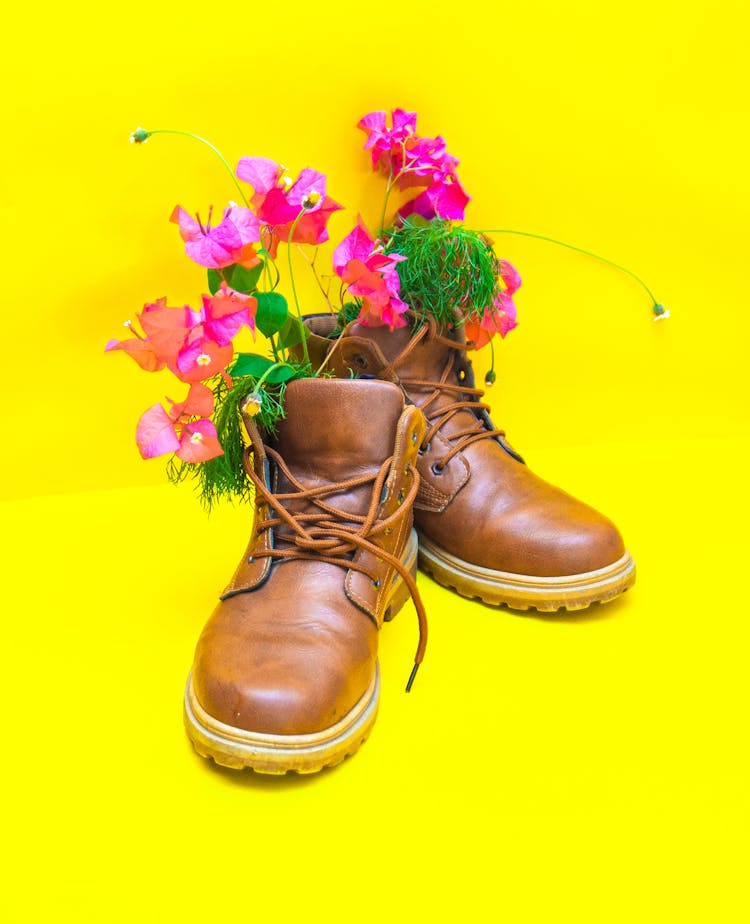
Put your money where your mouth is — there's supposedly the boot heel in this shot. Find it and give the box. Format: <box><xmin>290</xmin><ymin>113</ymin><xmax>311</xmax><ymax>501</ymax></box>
<box><xmin>383</xmin><ymin>529</ymin><xmax>418</xmax><ymax>622</ymax></box>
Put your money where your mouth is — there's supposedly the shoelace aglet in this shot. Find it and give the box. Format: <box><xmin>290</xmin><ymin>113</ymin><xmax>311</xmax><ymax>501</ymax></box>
<box><xmin>405</xmin><ymin>663</ymin><xmax>420</xmax><ymax>693</ymax></box>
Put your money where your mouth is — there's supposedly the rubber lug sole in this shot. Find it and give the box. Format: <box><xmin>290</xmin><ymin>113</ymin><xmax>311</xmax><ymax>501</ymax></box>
<box><xmin>418</xmin><ymin>537</ymin><xmax>635</xmax><ymax>612</ymax></box>
<box><xmin>184</xmin><ymin>667</ymin><xmax>380</xmax><ymax>775</ymax></box>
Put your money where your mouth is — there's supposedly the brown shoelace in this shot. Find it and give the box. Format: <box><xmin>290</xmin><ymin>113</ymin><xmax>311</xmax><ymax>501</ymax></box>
<box><xmin>379</xmin><ymin>318</ymin><xmax>505</xmax><ymax>471</ymax></box>
<box><xmin>243</xmin><ymin>445</ymin><xmax>427</xmax><ymax>691</ymax></box>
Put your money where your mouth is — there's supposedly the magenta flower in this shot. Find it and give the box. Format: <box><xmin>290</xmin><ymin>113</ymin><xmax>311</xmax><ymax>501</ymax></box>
<box><xmin>357</xmin><ymin>109</ymin><xmax>418</xmax><ymax>173</ymax></box>
<box><xmin>398</xmin><ymin>173</ymin><xmax>471</xmax><ymax>222</ymax></box>
<box><xmin>498</xmin><ymin>260</ymin><xmax>522</xmax><ymax>295</ymax></box>
<box><xmin>358</xmin><ymin>109</ymin><xmax>471</xmax><ymax>221</ymax></box>
<box><xmin>236</xmin><ymin>157</ymin><xmax>342</xmax><ymax>255</ymax></box>
<box><xmin>170</xmin><ymin>205</ymin><xmax>260</xmax><ymax>269</ymax></box>
<box><xmin>464</xmin><ymin>292</ymin><xmax>519</xmax><ymax>350</ymax></box>
<box><xmin>333</xmin><ymin>220</ymin><xmax>408</xmax><ymax>330</ymax></box>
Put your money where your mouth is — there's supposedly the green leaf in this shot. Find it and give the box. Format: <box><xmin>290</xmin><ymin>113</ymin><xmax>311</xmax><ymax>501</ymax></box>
<box><xmin>276</xmin><ymin>315</ymin><xmax>309</xmax><ymax>350</ymax></box>
<box><xmin>229</xmin><ymin>353</ymin><xmax>274</xmax><ymax>378</ymax></box>
<box><xmin>229</xmin><ymin>354</ymin><xmax>297</xmax><ymax>384</ymax></box>
<box><xmin>225</xmin><ymin>262</ymin><xmax>264</xmax><ymax>295</ymax></box>
<box><xmin>255</xmin><ymin>292</ymin><xmax>289</xmax><ymax>337</ymax></box>
<box><xmin>207</xmin><ymin>269</ymin><xmax>224</xmax><ymax>295</ymax></box>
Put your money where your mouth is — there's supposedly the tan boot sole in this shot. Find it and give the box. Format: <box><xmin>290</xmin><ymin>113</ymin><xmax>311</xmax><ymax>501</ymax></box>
<box><xmin>418</xmin><ymin>537</ymin><xmax>635</xmax><ymax>612</ymax></box>
<box><xmin>184</xmin><ymin>667</ymin><xmax>380</xmax><ymax>775</ymax></box>
<box><xmin>183</xmin><ymin>531</ymin><xmax>419</xmax><ymax>774</ymax></box>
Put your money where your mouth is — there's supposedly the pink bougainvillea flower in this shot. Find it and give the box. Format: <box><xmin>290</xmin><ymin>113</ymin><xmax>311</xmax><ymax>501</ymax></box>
<box><xmin>136</xmin><ymin>403</ymin><xmax>182</xmax><ymax>459</ymax></box>
<box><xmin>357</xmin><ymin>109</ymin><xmax>471</xmax><ymax>220</ymax></box>
<box><xmin>357</xmin><ymin>109</ymin><xmax>418</xmax><ymax>173</ymax></box>
<box><xmin>105</xmin><ymin>324</ymin><xmax>165</xmax><ymax>372</ymax></box>
<box><xmin>333</xmin><ymin>220</ymin><xmax>408</xmax><ymax>330</ymax></box>
<box><xmin>135</xmin><ymin>399</ymin><xmax>223</xmax><ymax>462</ymax></box>
<box><xmin>176</xmin><ymin>419</ymin><xmax>223</xmax><ymax>463</ymax></box>
<box><xmin>175</xmin><ymin>332</ymin><xmax>234</xmax><ymax>384</ymax></box>
<box><xmin>138</xmin><ymin>298</ymin><xmax>194</xmax><ymax>362</ymax></box>
<box><xmin>236</xmin><ymin>157</ymin><xmax>342</xmax><ymax>255</ymax></box>
<box><xmin>106</xmin><ymin>298</ymin><xmax>191</xmax><ymax>370</ymax></box>
<box><xmin>398</xmin><ymin>171</ymin><xmax>471</xmax><ymax>221</ymax></box>
<box><xmin>191</xmin><ymin>285</ymin><xmax>257</xmax><ymax>345</ymax></box>
<box><xmin>168</xmin><ymin>382</ymin><xmax>215</xmax><ymax>421</ymax></box>
<box><xmin>170</xmin><ymin>204</ymin><xmax>260</xmax><ymax>269</ymax></box>
<box><xmin>464</xmin><ymin>291</ymin><xmax>518</xmax><ymax>350</ymax></box>
<box><xmin>498</xmin><ymin>259</ymin><xmax>522</xmax><ymax>295</ymax></box>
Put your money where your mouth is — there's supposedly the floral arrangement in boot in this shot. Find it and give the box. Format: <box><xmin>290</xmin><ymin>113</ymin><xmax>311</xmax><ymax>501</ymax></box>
<box><xmin>109</xmin><ymin>112</ymin><xmax>665</xmax><ymax>508</ymax></box>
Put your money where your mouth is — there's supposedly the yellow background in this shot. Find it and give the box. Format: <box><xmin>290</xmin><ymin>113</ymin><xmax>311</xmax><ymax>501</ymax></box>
<box><xmin>2</xmin><ymin>1</ymin><xmax>748</xmax><ymax>921</ymax></box>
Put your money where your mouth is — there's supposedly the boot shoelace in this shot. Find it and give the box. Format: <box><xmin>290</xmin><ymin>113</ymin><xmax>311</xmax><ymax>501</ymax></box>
<box><xmin>379</xmin><ymin>319</ymin><xmax>505</xmax><ymax>471</ymax></box>
<box><xmin>243</xmin><ymin>446</ymin><xmax>427</xmax><ymax>691</ymax></box>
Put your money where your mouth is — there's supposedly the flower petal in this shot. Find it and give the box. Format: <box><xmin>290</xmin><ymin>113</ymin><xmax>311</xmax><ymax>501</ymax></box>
<box><xmin>177</xmin><ymin>419</ymin><xmax>224</xmax><ymax>463</ymax></box>
<box><xmin>136</xmin><ymin>404</ymin><xmax>181</xmax><ymax>459</ymax></box>
<box><xmin>236</xmin><ymin>156</ymin><xmax>280</xmax><ymax>194</ymax></box>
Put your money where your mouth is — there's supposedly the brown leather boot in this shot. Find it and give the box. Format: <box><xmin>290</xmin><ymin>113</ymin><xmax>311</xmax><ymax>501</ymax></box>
<box><xmin>184</xmin><ymin>377</ymin><xmax>426</xmax><ymax>773</ymax></box>
<box><xmin>303</xmin><ymin>313</ymin><xmax>635</xmax><ymax>612</ymax></box>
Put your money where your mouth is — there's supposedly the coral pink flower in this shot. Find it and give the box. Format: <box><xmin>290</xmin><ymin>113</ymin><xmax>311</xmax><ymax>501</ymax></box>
<box><xmin>170</xmin><ymin>205</ymin><xmax>260</xmax><ymax>269</ymax></box>
<box><xmin>464</xmin><ymin>292</ymin><xmax>518</xmax><ymax>350</ymax></box>
<box><xmin>135</xmin><ymin>385</ymin><xmax>223</xmax><ymax>462</ymax></box>
<box><xmin>333</xmin><ymin>220</ymin><xmax>408</xmax><ymax>330</ymax></box>
<box><xmin>108</xmin><ymin>291</ymin><xmax>254</xmax><ymax>385</ymax></box>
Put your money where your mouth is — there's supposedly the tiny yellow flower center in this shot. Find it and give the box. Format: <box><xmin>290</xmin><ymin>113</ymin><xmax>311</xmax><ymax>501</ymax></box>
<box><xmin>280</xmin><ymin>174</ymin><xmax>294</xmax><ymax>190</ymax></box>
<box><xmin>189</xmin><ymin>432</ymin><xmax>204</xmax><ymax>444</ymax></box>
<box><xmin>242</xmin><ymin>393</ymin><xmax>263</xmax><ymax>417</ymax></box>
<box><xmin>301</xmin><ymin>191</ymin><xmax>321</xmax><ymax>209</ymax></box>
<box><xmin>196</xmin><ymin>353</ymin><xmax>211</xmax><ymax>366</ymax></box>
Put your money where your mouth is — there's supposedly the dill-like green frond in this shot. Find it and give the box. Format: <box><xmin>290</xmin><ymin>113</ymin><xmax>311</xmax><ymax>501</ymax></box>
<box><xmin>384</xmin><ymin>218</ymin><xmax>500</xmax><ymax>327</ymax></box>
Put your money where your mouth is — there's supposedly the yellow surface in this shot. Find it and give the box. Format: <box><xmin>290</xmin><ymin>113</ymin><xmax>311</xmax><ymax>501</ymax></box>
<box><xmin>2</xmin><ymin>0</ymin><xmax>749</xmax><ymax>920</ymax></box>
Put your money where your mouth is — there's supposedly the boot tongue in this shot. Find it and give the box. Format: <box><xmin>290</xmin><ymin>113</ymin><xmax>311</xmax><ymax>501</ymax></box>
<box><xmin>346</xmin><ymin>315</ymin><xmax>461</xmax><ymax>383</ymax></box>
<box><xmin>274</xmin><ymin>378</ymin><xmax>404</xmax><ymax>516</ymax></box>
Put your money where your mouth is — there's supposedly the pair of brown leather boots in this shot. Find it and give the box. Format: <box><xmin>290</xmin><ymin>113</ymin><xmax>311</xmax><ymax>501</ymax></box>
<box><xmin>183</xmin><ymin>314</ymin><xmax>635</xmax><ymax>774</ymax></box>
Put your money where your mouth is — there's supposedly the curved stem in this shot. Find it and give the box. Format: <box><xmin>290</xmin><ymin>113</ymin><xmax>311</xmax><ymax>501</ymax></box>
<box><xmin>255</xmin><ymin>361</ymin><xmax>293</xmax><ymax>390</ymax></box>
<box><xmin>378</xmin><ymin>167</ymin><xmax>396</xmax><ymax>237</ymax></box>
<box><xmin>482</xmin><ymin>228</ymin><xmax>659</xmax><ymax>306</ymax></box>
<box><xmin>145</xmin><ymin>129</ymin><xmax>251</xmax><ymax>208</ymax></box>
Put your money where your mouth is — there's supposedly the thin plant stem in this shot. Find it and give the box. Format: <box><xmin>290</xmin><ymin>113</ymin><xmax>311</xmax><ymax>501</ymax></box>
<box><xmin>145</xmin><ymin>129</ymin><xmax>251</xmax><ymax>208</ymax></box>
<box><xmin>286</xmin><ymin>212</ymin><xmax>310</xmax><ymax>364</ymax></box>
<box><xmin>482</xmin><ymin>228</ymin><xmax>659</xmax><ymax>305</ymax></box>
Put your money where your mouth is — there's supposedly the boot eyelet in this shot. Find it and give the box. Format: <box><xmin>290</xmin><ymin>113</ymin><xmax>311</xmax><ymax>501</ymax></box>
<box><xmin>371</xmin><ymin>578</ymin><xmax>381</xmax><ymax>588</ymax></box>
<box><xmin>431</xmin><ymin>462</ymin><xmax>445</xmax><ymax>475</ymax></box>
<box><xmin>411</xmin><ymin>432</ymin><xmax>418</xmax><ymax>445</ymax></box>
<box><xmin>398</xmin><ymin>489</ymin><xmax>405</xmax><ymax>503</ymax></box>
<box><xmin>418</xmin><ymin>441</ymin><xmax>431</xmax><ymax>456</ymax></box>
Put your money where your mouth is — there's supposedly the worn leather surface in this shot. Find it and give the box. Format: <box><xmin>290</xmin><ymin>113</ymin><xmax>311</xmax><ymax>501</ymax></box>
<box><xmin>304</xmin><ymin>314</ymin><xmax>626</xmax><ymax>578</ymax></box>
<box><xmin>191</xmin><ymin>378</ymin><xmax>423</xmax><ymax>736</ymax></box>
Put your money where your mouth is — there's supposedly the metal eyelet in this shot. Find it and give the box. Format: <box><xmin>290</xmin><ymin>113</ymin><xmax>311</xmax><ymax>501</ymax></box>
<box><xmin>411</xmin><ymin>431</ymin><xmax>418</xmax><ymax>444</ymax></box>
<box><xmin>418</xmin><ymin>441</ymin><xmax>431</xmax><ymax>456</ymax></box>
<box><xmin>431</xmin><ymin>462</ymin><xmax>445</xmax><ymax>476</ymax></box>
<box><xmin>371</xmin><ymin>578</ymin><xmax>381</xmax><ymax>588</ymax></box>
<box><xmin>398</xmin><ymin>489</ymin><xmax>405</xmax><ymax>503</ymax></box>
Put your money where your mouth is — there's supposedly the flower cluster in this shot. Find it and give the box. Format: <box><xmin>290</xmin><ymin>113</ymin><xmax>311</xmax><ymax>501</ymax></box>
<box><xmin>357</xmin><ymin>109</ymin><xmax>471</xmax><ymax>221</ymax></box>
<box><xmin>106</xmin><ymin>289</ymin><xmax>256</xmax><ymax>460</ymax></box>
<box><xmin>112</xmin><ymin>113</ymin><xmax>522</xmax><ymax>502</ymax></box>
<box><xmin>333</xmin><ymin>219</ymin><xmax>408</xmax><ymax>329</ymax></box>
